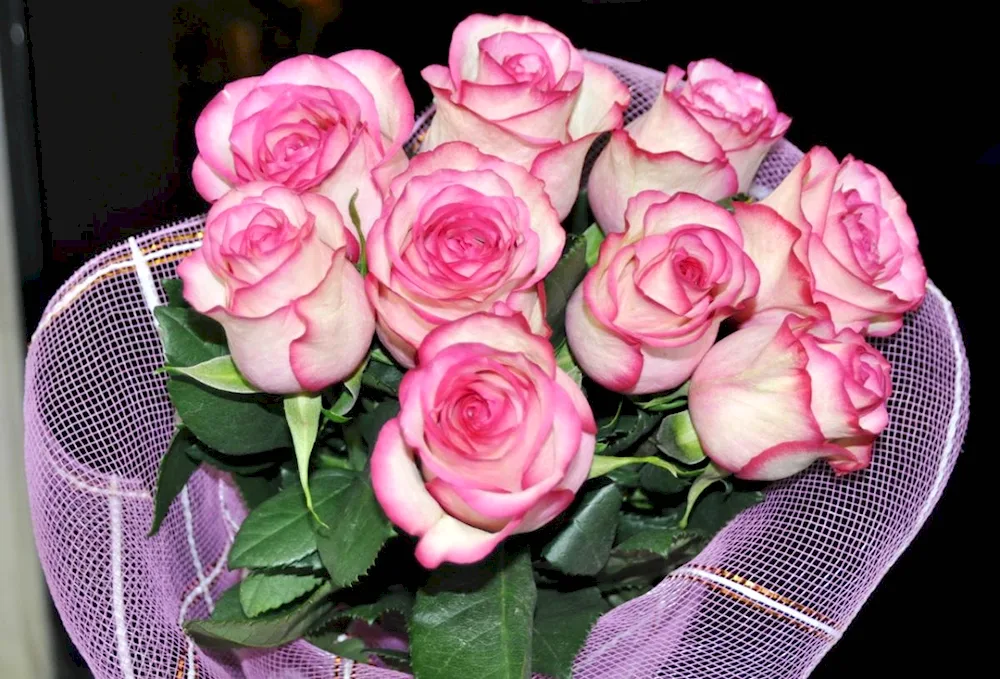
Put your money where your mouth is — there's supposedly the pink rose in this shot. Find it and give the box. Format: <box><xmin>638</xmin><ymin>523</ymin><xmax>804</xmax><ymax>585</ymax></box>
<box><xmin>365</xmin><ymin>142</ymin><xmax>564</xmax><ymax>368</ymax></box>
<box><xmin>193</xmin><ymin>51</ymin><xmax>414</xmax><ymax>236</ymax></box>
<box><xmin>371</xmin><ymin>313</ymin><xmax>596</xmax><ymax>568</ymax></box>
<box><xmin>566</xmin><ymin>191</ymin><xmax>759</xmax><ymax>394</ymax></box>
<box><xmin>177</xmin><ymin>183</ymin><xmax>373</xmax><ymax>394</ymax></box>
<box><xmin>688</xmin><ymin>310</ymin><xmax>891</xmax><ymax>480</ymax></box>
<box><xmin>589</xmin><ymin>58</ymin><xmax>791</xmax><ymax>234</ymax></box>
<box><xmin>730</xmin><ymin>202</ymin><xmax>818</xmax><ymax>321</ymax></box>
<box><xmin>761</xmin><ymin>146</ymin><xmax>927</xmax><ymax>336</ymax></box>
<box><xmin>420</xmin><ymin>13</ymin><xmax>629</xmax><ymax>220</ymax></box>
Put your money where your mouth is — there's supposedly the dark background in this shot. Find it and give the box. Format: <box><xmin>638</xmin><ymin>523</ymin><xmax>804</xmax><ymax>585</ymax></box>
<box><xmin>3</xmin><ymin>1</ymin><xmax>987</xmax><ymax>677</ymax></box>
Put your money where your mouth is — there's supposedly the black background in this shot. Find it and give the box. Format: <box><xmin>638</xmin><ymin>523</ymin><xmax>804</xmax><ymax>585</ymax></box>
<box><xmin>5</xmin><ymin>1</ymin><xmax>987</xmax><ymax>677</ymax></box>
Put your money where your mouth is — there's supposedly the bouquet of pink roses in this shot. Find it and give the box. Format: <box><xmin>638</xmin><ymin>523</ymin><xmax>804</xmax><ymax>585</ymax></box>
<box><xmin>148</xmin><ymin>13</ymin><xmax>928</xmax><ymax>679</ymax></box>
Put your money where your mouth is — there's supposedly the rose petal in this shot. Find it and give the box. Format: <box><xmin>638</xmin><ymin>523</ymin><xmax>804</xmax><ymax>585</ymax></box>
<box><xmin>289</xmin><ymin>250</ymin><xmax>375</xmax><ymax>392</ymax></box>
<box><xmin>192</xmin><ymin>155</ymin><xmax>234</xmax><ymax>202</ymax></box>
<box><xmin>371</xmin><ymin>419</ymin><xmax>444</xmax><ymax>537</ymax></box>
<box><xmin>732</xmin><ymin>202</ymin><xmax>815</xmax><ymax>318</ymax></box>
<box><xmin>567</xmin><ymin>61</ymin><xmax>629</xmax><ymax>140</ymax></box>
<box><xmin>206</xmin><ymin>304</ymin><xmax>306</xmax><ymax>394</ymax></box>
<box><xmin>417</xmin><ymin>312</ymin><xmax>556</xmax><ymax>374</ymax></box>
<box><xmin>176</xmin><ymin>250</ymin><xmax>227</xmax><ymax>313</ymax></box>
<box><xmin>587</xmin><ymin>131</ymin><xmax>737</xmax><ymax>234</ymax></box>
<box><xmin>737</xmin><ymin>440</ymin><xmax>856</xmax><ymax>481</ymax></box>
<box><xmin>328</xmin><ymin>49</ymin><xmax>414</xmax><ymax>163</ymax></box>
<box><xmin>415</xmin><ymin>514</ymin><xmax>519</xmax><ymax>569</ymax></box>
<box><xmin>194</xmin><ymin>76</ymin><xmax>260</xmax><ymax>190</ymax></box>
<box><xmin>565</xmin><ymin>285</ymin><xmax>643</xmax><ymax>393</ymax></box>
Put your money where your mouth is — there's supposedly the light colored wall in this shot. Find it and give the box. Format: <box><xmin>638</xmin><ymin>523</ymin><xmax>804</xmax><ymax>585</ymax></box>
<box><xmin>0</xmin><ymin>68</ymin><xmax>55</xmax><ymax>677</ymax></box>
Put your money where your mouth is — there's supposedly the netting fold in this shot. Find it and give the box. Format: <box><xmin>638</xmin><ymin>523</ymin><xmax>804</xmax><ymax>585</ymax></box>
<box><xmin>23</xmin><ymin>51</ymin><xmax>970</xmax><ymax>679</ymax></box>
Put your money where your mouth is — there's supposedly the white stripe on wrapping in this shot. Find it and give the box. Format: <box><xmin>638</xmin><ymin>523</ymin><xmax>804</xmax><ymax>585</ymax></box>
<box><xmin>109</xmin><ymin>475</ymin><xmax>136</xmax><ymax>679</ymax></box>
<box><xmin>128</xmin><ymin>236</ymin><xmax>162</xmax><ymax>319</ymax></box>
<box><xmin>34</xmin><ymin>237</ymin><xmax>203</xmax><ymax>339</ymax></box>
<box><xmin>178</xmin><ymin>549</ymin><xmax>229</xmax><ymax>679</ymax></box>
<box><xmin>917</xmin><ymin>283</ymin><xmax>965</xmax><ymax>525</ymax></box>
<box><xmin>336</xmin><ymin>634</ymin><xmax>354</xmax><ymax>679</ymax></box>
<box><xmin>670</xmin><ymin>566</ymin><xmax>842</xmax><ymax>639</ymax></box>
<box><xmin>181</xmin><ymin>486</ymin><xmax>214</xmax><ymax>611</ymax></box>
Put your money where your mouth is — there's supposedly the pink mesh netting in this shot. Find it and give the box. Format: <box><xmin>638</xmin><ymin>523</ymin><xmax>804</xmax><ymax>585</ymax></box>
<box><xmin>23</xmin><ymin>52</ymin><xmax>970</xmax><ymax>679</ymax></box>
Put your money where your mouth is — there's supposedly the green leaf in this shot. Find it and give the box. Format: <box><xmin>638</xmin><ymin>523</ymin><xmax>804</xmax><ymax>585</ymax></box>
<box><xmin>411</xmin><ymin>545</ymin><xmax>536</xmax><ymax>679</ymax></box>
<box><xmin>155</xmin><ymin>306</ymin><xmax>227</xmax><ymax>367</ymax></box>
<box><xmin>185</xmin><ymin>443</ymin><xmax>280</xmax><ymax>475</ymax></box>
<box><xmin>596</xmin><ymin>406</ymin><xmax>663</xmax><ymax>456</ymax></box>
<box><xmin>632</xmin><ymin>382</ymin><xmax>689</xmax><ymax>412</ymax></box>
<box><xmin>654</xmin><ymin>411</ymin><xmax>705</xmax><ymax>464</ymax></box>
<box><xmin>165</xmin><ymin>355</ymin><xmax>258</xmax><ymax>394</ymax></box>
<box><xmin>323</xmin><ymin>358</ymin><xmax>368</xmax><ymax>423</ymax></box>
<box><xmin>232</xmin><ymin>472</ymin><xmax>281</xmax><ymax>510</ymax></box>
<box><xmin>230</xmin><ymin>469</ymin><xmax>374</xmax><ymax>570</ymax></box>
<box><xmin>716</xmin><ymin>193</ymin><xmax>754</xmax><ymax>213</ymax></box>
<box><xmin>357</xmin><ymin>400</ymin><xmax>401</xmax><ymax>451</ymax></box>
<box><xmin>638</xmin><ymin>463</ymin><xmax>688</xmax><ymax>495</ymax></box>
<box><xmin>531</xmin><ymin>588</ymin><xmax>607</xmax><ymax>679</ymax></box>
<box><xmin>285</xmin><ymin>393</ymin><xmax>323</xmax><ymax>516</ymax></box>
<box><xmin>239</xmin><ymin>572</ymin><xmax>322</xmax><ymax>618</ymax></box>
<box><xmin>308</xmin><ymin>634</ymin><xmax>371</xmax><ymax>662</ymax></box>
<box><xmin>185</xmin><ymin>581</ymin><xmax>334</xmax><ymax>648</ymax></box>
<box><xmin>349</xmin><ymin>190</ymin><xmax>367</xmax><ymax>275</ymax></box>
<box><xmin>168</xmin><ymin>379</ymin><xmax>291</xmax><ymax>455</ymax></box>
<box><xmin>554</xmin><ymin>341</ymin><xmax>583</xmax><ymax>386</ymax></box>
<box><xmin>328</xmin><ymin>590</ymin><xmax>413</xmax><ymax>625</ymax></box>
<box><xmin>543</xmin><ymin>232</ymin><xmax>590</xmax><ymax>344</ymax></box>
<box><xmin>613</xmin><ymin>526</ymin><xmax>699</xmax><ymax>559</ymax></box>
<box><xmin>228</xmin><ymin>482</ymin><xmax>319</xmax><ymax>569</ymax></box>
<box><xmin>565</xmin><ymin>187</ymin><xmax>592</xmax><ymax>235</ymax></box>
<box><xmin>615</xmin><ymin>512</ymin><xmax>680</xmax><ymax>544</ymax></box>
<box><xmin>542</xmin><ymin>484</ymin><xmax>622</xmax><ymax>576</ymax></box>
<box><xmin>315</xmin><ymin>471</ymin><xmax>393</xmax><ymax>587</ymax></box>
<box><xmin>588</xmin><ymin>454</ymin><xmax>684</xmax><ymax>480</ymax></box>
<box><xmin>280</xmin><ymin>551</ymin><xmax>325</xmax><ymax>574</ymax></box>
<box><xmin>686</xmin><ymin>487</ymin><xmax>765</xmax><ymax>536</ymax></box>
<box><xmin>582</xmin><ymin>223</ymin><xmax>604</xmax><ymax>268</ymax></box>
<box><xmin>149</xmin><ymin>428</ymin><xmax>201</xmax><ymax>536</ymax></box>
<box><xmin>369</xmin><ymin>346</ymin><xmax>394</xmax><ymax>365</ymax></box>
<box><xmin>680</xmin><ymin>463</ymin><xmax>728</xmax><ymax>529</ymax></box>
<box><xmin>361</xmin><ymin>360</ymin><xmax>404</xmax><ymax>396</ymax></box>
<box><xmin>162</xmin><ymin>278</ymin><xmax>189</xmax><ymax>308</ymax></box>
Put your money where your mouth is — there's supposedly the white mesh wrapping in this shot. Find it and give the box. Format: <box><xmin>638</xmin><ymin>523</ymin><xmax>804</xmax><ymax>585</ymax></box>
<box><xmin>22</xmin><ymin>52</ymin><xmax>969</xmax><ymax>679</ymax></box>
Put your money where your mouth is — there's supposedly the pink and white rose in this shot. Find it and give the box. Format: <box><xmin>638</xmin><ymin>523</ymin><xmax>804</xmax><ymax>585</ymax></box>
<box><xmin>589</xmin><ymin>58</ymin><xmax>790</xmax><ymax>234</ymax></box>
<box><xmin>762</xmin><ymin>146</ymin><xmax>927</xmax><ymax>336</ymax></box>
<box><xmin>689</xmin><ymin>310</ymin><xmax>891</xmax><ymax>480</ymax></box>
<box><xmin>371</xmin><ymin>313</ymin><xmax>597</xmax><ymax>569</ymax></box>
<box><xmin>365</xmin><ymin>142</ymin><xmax>564</xmax><ymax>368</ymax></box>
<box><xmin>420</xmin><ymin>13</ymin><xmax>629</xmax><ymax>220</ymax></box>
<box><xmin>177</xmin><ymin>183</ymin><xmax>373</xmax><ymax>394</ymax></box>
<box><xmin>566</xmin><ymin>191</ymin><xmax>759</xmax><ymax>394</ymax></box>
<box><xmin>192</xmin><ymin>51</ymin><xmax>414</xmax><ymax>236</ymax></box>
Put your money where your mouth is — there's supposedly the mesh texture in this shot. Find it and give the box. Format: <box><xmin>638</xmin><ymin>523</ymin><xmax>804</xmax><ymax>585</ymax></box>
<box><xmin>23</xmin><ymin>52</ymin><xmax>970</xmax><ymax>679</ymax></box>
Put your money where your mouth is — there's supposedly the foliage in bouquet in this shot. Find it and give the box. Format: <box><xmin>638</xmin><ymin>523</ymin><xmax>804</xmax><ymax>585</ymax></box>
<box><xmin>148</xmin><ymin>11</ymin><xmax>928</xmax><ymax>679</ymax></box>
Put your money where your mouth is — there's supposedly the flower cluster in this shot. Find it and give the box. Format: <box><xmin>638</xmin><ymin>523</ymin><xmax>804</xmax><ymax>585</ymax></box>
<box><xmin>175</xmin><ymin>12</ymin><xmax>925</xmax><ymax>574</ymax></box>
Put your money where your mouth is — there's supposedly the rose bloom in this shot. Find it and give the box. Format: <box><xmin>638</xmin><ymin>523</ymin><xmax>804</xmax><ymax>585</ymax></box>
<box><xmin>177</xmin><ymin>183</ymin><xmax>373</xmax><ymax>394</ymax></box>
<box><xmin>566</xmin><ymin>191</ymin><xmax>759</xmax><ymax>394</ymax></box>
<box><xmin>193</xmin><ymin>51</ymin><xmax>414</xmax><ymax>235</ymax></box>
<box><xmin>365</xmin><ymin>142</ymin><xmax>564</xmax><ymax>368</ymax></box>
<box><xmin>688</xmin><ymin>310</ymin><xmax>891</xmax><ymax>480</ymax></box>
<box><xmin>589</xmin><ymin>58</ymin><xmax>790</xmax><ymax>234</ymax></box>
<box><xmin>371</xmin><ymin>313</ymin><xmax>596</xmax><ymax>569</ymax></box>
<box><xmin>761</xmin><ymin>146</ymin><xmax>927</xmax><ymax>336</ymax></box>
<box><xmin>421</xmin><ymin>13</ymin><xmax>629</xmax><ymax>220</ymax></box>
